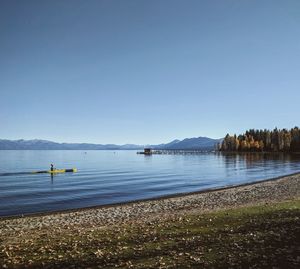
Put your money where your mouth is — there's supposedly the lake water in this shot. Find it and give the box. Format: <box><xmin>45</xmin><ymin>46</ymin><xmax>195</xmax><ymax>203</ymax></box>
<box><xmin>0</xmin><ymin>150</ymin><xmax>300</xmax><ymax>217</ymax></box>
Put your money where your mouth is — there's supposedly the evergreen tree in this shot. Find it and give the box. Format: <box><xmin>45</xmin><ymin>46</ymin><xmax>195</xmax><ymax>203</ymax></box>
<box><xmin>219</xmin><ymin>127</ymin><xmax>300</xmax><ymax>152</ymax></box>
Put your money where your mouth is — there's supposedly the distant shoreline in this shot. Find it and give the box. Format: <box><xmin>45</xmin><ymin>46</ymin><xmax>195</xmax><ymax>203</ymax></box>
<box><xmin>0</xmin><ymin>137</ymin><xmax>220</xmax><ymax>150</ymax></box>
<box><xmin>1</xmin><ymin>149</ymin><xmax>300</xmax><ymax>153</ymax></box>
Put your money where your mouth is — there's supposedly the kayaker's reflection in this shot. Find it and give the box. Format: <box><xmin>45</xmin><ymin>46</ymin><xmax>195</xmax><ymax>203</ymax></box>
<box><xmin>50</xmin><ymin>164</ymin><xmax>55</xmax><ymax>183</ymax></box>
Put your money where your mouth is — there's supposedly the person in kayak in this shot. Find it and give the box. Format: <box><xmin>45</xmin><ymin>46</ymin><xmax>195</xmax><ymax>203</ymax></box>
<box><xmin>50</xmin><ymin>164</ymin><xmax>54</xmax><ymax>172</ymax></box>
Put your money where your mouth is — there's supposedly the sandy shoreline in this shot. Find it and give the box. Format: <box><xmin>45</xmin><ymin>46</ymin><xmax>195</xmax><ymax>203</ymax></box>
<box><xmin>1</xmin><ymin>172</ymin><xmax>300</xmax><ymax>233</ymax></box>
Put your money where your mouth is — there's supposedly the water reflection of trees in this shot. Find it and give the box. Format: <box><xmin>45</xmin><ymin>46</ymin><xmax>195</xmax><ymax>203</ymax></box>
<box><xmin>218</xmin><ymin>152</ymin><xmax>300</xmax><ymax>170</ymax></box>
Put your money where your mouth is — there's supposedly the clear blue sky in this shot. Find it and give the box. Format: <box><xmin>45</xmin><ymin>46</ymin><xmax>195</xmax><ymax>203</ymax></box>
<box><xmin>1</xmin><ymin>0</ymin><xmax>299</xmax><ymax>144</ymax></box>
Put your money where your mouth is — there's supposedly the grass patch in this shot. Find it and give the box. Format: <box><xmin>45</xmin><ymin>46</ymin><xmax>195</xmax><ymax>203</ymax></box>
<box><xmin>1</xmin><ymin>199</ymin><xmax>300</xmax><ymax>268</ymax></box>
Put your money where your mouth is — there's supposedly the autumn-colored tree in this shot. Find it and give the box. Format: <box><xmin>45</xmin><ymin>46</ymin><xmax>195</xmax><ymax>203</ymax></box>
<box><xmin>259</xmin><ymin>140</ymin><xmax>264</xmax><ymax>151</ymax></box>
<box><xmin>219</xmin><ymin>127</ymin><xmax>300</xmax><ymax>152</ymax></box>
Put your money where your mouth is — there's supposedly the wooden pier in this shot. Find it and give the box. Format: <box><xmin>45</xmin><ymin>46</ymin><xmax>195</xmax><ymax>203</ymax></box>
<box><xmin>137</xmin><ymin>149</ymin><xmax>215</xmax><ymax>155</ymax></box>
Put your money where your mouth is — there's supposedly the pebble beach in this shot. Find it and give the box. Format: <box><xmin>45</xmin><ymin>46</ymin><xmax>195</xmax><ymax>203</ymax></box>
<box><xmin>1</xmin><ymin>173</ymin><xmax>300</xmax><ymax>233</ymax></box>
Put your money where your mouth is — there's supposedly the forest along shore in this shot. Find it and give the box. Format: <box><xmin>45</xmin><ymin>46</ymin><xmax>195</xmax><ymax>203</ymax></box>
<box><xmin>1</xmin><ymin>173</ymin><xmax>300</xmax><ymax>268</ymax></box>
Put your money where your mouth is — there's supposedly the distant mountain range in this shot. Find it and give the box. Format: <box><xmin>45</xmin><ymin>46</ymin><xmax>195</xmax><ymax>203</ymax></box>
<box><xmin>0</xmin><ymin>137</ymin><xmax>221</xmax><ymax>150</ymax></box>
<box><xmin>154</xmin><ymin>137</ymin><xmax>222</xmax><ymax>150</ymax></box>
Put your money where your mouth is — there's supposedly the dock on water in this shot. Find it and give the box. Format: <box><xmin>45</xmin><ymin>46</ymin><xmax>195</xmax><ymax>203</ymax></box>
<box><xmin>137</xmin><ymin>148</ymin><xmax>153</xmax><ymax>155</ymax></box>
<box><xmin>137</xmin><ymin>148</ymin><xmax>215</xmax><ymax>155</ymax></box>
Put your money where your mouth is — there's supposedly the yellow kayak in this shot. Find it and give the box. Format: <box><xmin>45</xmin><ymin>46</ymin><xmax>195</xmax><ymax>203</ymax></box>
<box><xmin>32</xmin><ymin>168</ymin><xmax>77</xmax><ymax>174</ymax></box>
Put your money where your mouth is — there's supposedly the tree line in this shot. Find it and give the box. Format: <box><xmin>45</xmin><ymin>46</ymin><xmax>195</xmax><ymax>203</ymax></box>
<box><xmin>218</xmin><ymin>127</ymin><xmax>300</xmax><ymax>152</ymax></box>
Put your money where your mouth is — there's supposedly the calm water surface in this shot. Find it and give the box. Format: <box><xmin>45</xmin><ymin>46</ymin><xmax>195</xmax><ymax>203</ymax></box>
<box><xmin>0</xmin><ymin>150</ymin><xmax>300</xmax><ymax>217</ymax></box>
